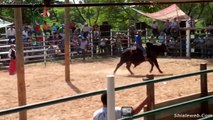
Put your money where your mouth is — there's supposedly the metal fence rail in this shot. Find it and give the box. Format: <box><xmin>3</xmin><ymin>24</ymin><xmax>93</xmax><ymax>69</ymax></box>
<box><xmin>0</xmin><ymin>69</ymin><xmax>212</xmax><ymax>116</ymax></box>
<box><xmin>115</xmin><ymin>69</ymin><xmax>213</xmax><ymax>91</ymax></box>
<box><xmin>120</xmin><ymin>95</ymin><xmax>213</xmax><ymax>120</ymax></box>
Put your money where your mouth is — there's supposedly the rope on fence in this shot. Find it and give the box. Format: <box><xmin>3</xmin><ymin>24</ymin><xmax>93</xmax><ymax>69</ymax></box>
<box><xmin>0</xmin><ymin>69</ymin><xmax>213</xmax><ymax>116</ymax></box>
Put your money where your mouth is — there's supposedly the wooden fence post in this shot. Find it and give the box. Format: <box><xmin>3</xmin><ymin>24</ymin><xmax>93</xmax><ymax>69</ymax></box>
<box><xmin>64</xmin><ymin>0</ymin><xmax>70</xmax><ymax>81</ymax></box>
<box><xmin>14</xmin><ymin>0</ymin><xmax>27</xmax><ymax>119</ymax></box>
<box><xmin>143</xmin><ymin>75</ymin><xmax>155</xmax><ymax>120</ymax></box>
<box><xmin>200</xmin><ymin>64</ymin><xmax>209</xmax><ymax>114</ymax></box>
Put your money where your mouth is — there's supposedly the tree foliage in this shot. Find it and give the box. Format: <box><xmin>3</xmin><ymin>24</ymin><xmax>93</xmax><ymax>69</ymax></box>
<box><xmin>0</xmin><ymin>0</ymin><xmax>212</xmax><ymax>29</ymax></box>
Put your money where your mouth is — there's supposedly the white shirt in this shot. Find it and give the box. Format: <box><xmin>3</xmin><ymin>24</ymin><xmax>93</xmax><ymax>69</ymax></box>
<box><xmin>93</xmin><ymin>107</ymin><xmax>122</xmax><ymax>120</ymax></box>
<box><xmin>151</xmin><ymin>22</ymin><xmax>158</xmax><ymax>29</ymax></box>
<box><xmin>7</xmin><ymin>28</ymin><xmax>16</xmax><ymax>37</ymax></box>
<box><xmin>80</xmin><ymin>40</ymin><xmax>88</xmax><ymax>49</ymax></box>
<box><xmin>82</xmin><ymin>25</ymin><xmax>91</xmax><ymax>32</ymax></box>
<box><xmin>22</xmin><ymin>30</ymin><xmax>28</xmax><ymax>38</ymax></box>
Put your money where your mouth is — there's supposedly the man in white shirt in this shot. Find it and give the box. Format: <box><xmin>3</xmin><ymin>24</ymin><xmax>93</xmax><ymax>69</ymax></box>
<box><xmin>7</xmin><ymin>26</ymin><xmax>16</xmax><ymax>44</ymax></box>
<box><xmin>82</xmin><ymin>22</ymin><xmax>91</xmax><ymax>38</ymax></box>
<box><xmin>22</xmin><ymin>27</ymin><xmax>29</xmax><ymax>42</ymax></box>
<box><xmin>93</xmin><ymin>92</ymin><xmax>149</xmax><ymax>120</ymax></box>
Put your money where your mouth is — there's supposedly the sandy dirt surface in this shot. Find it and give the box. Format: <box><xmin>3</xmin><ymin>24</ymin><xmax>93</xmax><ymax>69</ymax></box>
<box><xmin>0</xmin><ymin>57</ymin><xmax>213</xmax><ymax>120</ymax></box>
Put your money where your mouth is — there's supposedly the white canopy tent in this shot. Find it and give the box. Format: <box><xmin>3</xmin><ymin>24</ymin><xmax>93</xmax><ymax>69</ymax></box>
<box><xmin>0</xmin><ymin>19</ymin><xmax>13</xmax><ymax>28</ymax></box>
<box><xmin>0</xmin><ymin>18</ymin><xmax>13</xmax><ymax>37</ymax></box>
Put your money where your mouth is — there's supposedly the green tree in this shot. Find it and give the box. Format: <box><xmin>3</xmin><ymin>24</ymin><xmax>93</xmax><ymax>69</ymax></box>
<box><xmin>0</xmin><ymin>1</ymin><xmax>212</xmax><ymax>29</ymax></box>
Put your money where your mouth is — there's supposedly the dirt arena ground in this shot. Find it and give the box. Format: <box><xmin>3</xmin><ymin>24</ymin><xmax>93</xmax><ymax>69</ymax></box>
<box><xmin>0</xmin><ymin>57</ymin><xmax>213</xmax><ymax>120</ymax></box>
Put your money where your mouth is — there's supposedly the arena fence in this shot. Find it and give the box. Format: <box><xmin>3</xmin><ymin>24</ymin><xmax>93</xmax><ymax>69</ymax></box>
<box><xmin>1</xmin><ymin>28</ymin><xmax>212</xmax><ymax>69</ymax></box>
<box><xmin>0</xmin><ymin>30</ymin><xmax>132</xmax><ymax>68</ymax></box>
<box><xmin>0</xmin><ymin>65</ymin><xmax>213</xmax><ymax>120</ymax></box>
<box><xmin>120</xmin><ymin>95</ymin><xmax>213</xmax><ymax>120</ymax></box>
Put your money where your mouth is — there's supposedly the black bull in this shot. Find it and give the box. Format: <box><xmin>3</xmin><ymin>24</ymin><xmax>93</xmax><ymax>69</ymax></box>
<box><xmin>113</xmin><ymin>43</ymin><xmax>167</xmax><ymax>75</ymax></box>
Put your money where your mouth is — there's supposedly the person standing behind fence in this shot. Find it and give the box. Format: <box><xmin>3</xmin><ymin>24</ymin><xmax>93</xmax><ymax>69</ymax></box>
<box><xmin>34</xmin><ymin>23</ymin><xmax>41</xmax><ymax>36</ymax></box>
<box><xmin>82</xmin><ymin>22</ymin><xmax>91</xmax><ymax>39</ymax></box>
<box><xmin>7</xmin><ymin>26</ymin><xmax>16</xmax><ymax>45</ymax></box>
<box><xmin>187</xmin><ymin>16</ymin><xmax>196</xmax><ymax>34</ymax></box>
<box><xmin>163</xmin><ymin>19</ymin><xmax>171</xmax><ymax>36</ymax></box>
<box><xmin>8</xmin><ymin>44</ymin><xmax>16</xmax><ymax>75</ymax></box>
<box><xmin>151</xmin><ymin>20</ymin><xmax>159</xmax><ymax>39</ymax></box>
<box><xmin>78</xmin><ymin>36</ymin><xmax>88</xmax><ymax>60</ymax></box>
<box><xmin>78</xmin><ymin>36</ymin><xmax>88</xmax><ymax>52</ymax></box>
<box><xmin>69</xmin><ymin>20</ymin><xmax>76</xmax><ymax>33</ymax></box>
<box><xmin>22</xmin><ymin>27</ymin><xmax>29</xmax><ymax>42</ymax></box>
<box><xmin>170</xmin><ymin>18</ymin><xmax>179</xmax><ymax>38</ymax></box>
<box><xmin>42</xmin><ymin>21</ymin><xmax>51</xmax><ymax>35</ymax></box>
<box><xmin>52</xmin><ymin>23</ymin><xmax>58</xmax><ymax>35</ymax></box>
<box><xmin>92</xmin><ymin>21</ymin><xmax>100</xmax><ymax>54</ymax></box>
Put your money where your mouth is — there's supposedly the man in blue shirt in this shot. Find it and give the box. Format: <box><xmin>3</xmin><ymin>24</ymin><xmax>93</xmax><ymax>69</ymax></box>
<box><xmin>134</xmin><ymin>31</ymin><xmax>148</xmax><ymax>61</ymax></box>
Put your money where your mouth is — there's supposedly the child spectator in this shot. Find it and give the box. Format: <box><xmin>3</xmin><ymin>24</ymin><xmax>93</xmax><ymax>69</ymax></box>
<box><xmin>78</xmin><ymin>36</ymin><xmax>88</xmax><ymax>60</ymax></box>
<box><xmin>52</xmin><ymin>23</ymin><xmax>58</xmax><ymax>35</ymax></box>
<box><xmin>158</xmin><ymin>32</ymin><xmax>165</xmax><ymax>43</ymax></box>
<box><xmin>78</xmin><ymin>36</ymin><xmax>88</xmax><ymax>53</ymax></box>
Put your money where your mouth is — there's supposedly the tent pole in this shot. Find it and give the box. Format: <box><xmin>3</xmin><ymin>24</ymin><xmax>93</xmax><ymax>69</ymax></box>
<box><xmin>186</xmin><ymin>20</ymin><xmax>191</xmax><ymax>57</ymax></box>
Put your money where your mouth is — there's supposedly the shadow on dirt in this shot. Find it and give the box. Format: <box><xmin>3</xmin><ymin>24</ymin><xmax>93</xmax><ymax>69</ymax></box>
<box><xmin>66</xmin><ymin>79</ymin><xmax>81</xmax><ymax>94</ymax></box>
<box><xmin>126</xmin><ymin>73</ymin><xmax>173</xmax><ymax>79</ymax></box>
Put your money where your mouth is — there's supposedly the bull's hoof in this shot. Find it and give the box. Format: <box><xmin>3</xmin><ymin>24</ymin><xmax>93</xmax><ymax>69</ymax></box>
<box><xmin>159</xmin><ymin>71</ymin><xmax>163</xmax><ymax>73</ymax></box>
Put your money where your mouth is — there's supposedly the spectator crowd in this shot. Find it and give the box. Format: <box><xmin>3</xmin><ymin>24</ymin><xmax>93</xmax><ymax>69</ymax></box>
<box><xmin>2</xmin><ymin>18</ymin><xmax>213</xmax><ymax>59</ymax></box>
